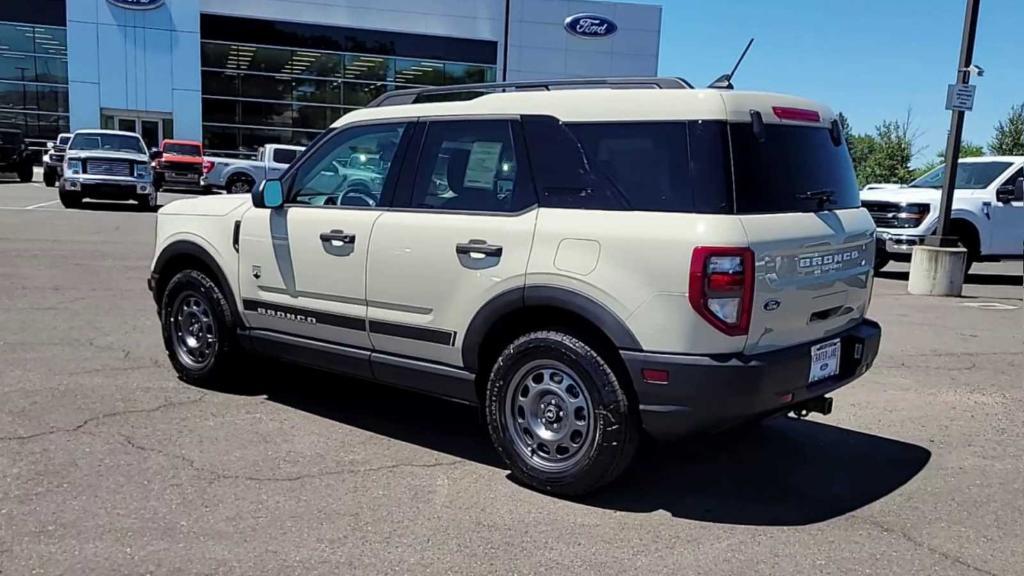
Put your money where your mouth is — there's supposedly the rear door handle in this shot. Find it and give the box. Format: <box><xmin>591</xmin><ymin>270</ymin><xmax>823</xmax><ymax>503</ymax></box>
<box><xmin>320</xmin><ymin>230</ymin><xmax>356</xmax><ymax>244</ymax></box>
<box><xmin>456</xmin><ymin>240</ymin><xmax>503</xmax><ymax>258</ymax></box>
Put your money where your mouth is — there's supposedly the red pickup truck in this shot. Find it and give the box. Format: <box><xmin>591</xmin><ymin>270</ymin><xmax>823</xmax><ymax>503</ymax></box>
<box><xmin>153</xmin><ymin>139</ymin><xmax>204</xmax><ymax>191</ymax></box>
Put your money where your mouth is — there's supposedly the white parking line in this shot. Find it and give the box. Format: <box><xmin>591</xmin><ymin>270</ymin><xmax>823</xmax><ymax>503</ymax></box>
<box><xmin>24</xmin><ymin>200</ymin><xmax>60</xmax><ymax>210</ymax></box>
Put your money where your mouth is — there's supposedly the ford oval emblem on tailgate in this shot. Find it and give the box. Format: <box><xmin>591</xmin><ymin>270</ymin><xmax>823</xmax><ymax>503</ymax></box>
<box><xmin>564</xmin><ymin>14</ymin><xmax>618</xmax><ymax>38</ymax></box>
<box><xmin>763</xmin><ymin>299</ymin><xmax>782</xmax><ymax>312</ymax></box>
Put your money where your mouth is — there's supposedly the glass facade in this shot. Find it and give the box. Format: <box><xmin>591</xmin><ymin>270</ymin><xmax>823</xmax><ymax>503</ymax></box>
<box><xmin>199</xmin><ymin>15</ymin><xmax>497</xmax><ymax>155</ymax></box>
<box><xmin>0</xmin><ymin>20</ymin><xmax>69</xmax><ymax>146</ymax></box>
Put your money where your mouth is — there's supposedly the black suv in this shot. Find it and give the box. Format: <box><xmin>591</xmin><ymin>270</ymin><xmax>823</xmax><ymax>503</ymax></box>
<box><xmin>0</xmin><ymin>129</ymin><xmax>35</xmax><ymax>183</ymax></box>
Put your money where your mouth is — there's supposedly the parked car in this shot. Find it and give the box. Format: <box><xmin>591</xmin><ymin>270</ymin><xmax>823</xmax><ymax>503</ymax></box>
<box><xmin>43</xmin><ymin>132</ymin><xmax>73</xmax><ymax>187</ymax></box>
<box><xmin>153</xmin><ymin>139</ymin><xmax>204</xmax><ymax>192</ymax></box>
<box><xmin>201</xmin><ymin>144</ymin><xmax>304</xmax><ymax>195</ymax></box>
<box><xmin>59</xmin><ymin>129</ymin><xmax>161</xmax><ymax>210</ymax></box>
<box><xmin>862</xmin><ymin>156</ymin><xmax>1024</xmax><ymax>271</ymax></box>
<box><xmin>0</xmin><ymin>129</ymin><xmax>35</xmax><ymax>183</ymax></box>
<box><xmin>148</xmin><ymin>78</ymin><xmax>881</xmax><ymax>496</ymax></box>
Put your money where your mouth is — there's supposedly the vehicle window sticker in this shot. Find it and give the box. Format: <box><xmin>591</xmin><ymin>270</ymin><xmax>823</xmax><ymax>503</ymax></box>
<box><xmin>463</xmin><ymin>141</ymin><xmax>503</xmax><ymax>190</ymax></box>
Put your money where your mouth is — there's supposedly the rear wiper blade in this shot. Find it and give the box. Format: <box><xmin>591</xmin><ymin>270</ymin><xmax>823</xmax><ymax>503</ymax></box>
<box><xmin>796</xmin><ymin>188</ymin><xmax>836</xmax><ymax>209</ymax></box>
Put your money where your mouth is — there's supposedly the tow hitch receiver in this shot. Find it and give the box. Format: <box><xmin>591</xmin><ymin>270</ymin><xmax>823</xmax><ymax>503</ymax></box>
<box><xmin>791</xmin><ymin>396</ymin><xmax>833</xmax><ymax>419</ymax></box>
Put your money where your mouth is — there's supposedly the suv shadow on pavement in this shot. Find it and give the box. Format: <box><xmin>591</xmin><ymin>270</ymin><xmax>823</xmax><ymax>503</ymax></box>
<box><xmin>196</xmin><ymin>362</ymin><xmax>931</xmax><ymax>526</ymax></box>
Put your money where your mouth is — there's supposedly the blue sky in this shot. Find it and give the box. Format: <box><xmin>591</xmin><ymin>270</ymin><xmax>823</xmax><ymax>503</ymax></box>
<box><xmin>632</xmin><ymin>0</ymin><xmax>1023</xmax><ymax>166</ymax></box>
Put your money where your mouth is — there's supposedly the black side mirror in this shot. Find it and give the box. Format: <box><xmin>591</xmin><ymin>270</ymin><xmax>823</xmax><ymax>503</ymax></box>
<box><xmin>1015</xmin><ymin>177</ymin><xmax>1024</xmax><ymax>202</ymax></box>
<box><xmin>149</xmin><ymin>149</ymin><xmax>163</xmax><ymax>161</ymax></box>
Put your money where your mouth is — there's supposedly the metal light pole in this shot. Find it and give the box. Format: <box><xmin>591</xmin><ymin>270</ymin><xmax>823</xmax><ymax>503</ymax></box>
<box><xmin>926</xmin><ymin>0</ymin><xmax>981</xmax><ymax>248</ymax></box>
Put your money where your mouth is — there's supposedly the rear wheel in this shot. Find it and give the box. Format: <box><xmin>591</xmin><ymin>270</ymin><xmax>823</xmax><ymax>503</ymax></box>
<box><xmin>160</xmin><ymin>269</ymin><xmax>239</xmax><ymax>386</ymax></box>
<box><xmin>485</xmin><ymin>330</ymin><xmax>639</xmax><ymax>497</ymax></box>
<box><xmin>226</xmin><ymin>174</ymin><xmax>255</xmax><ymax>195</ymax></box>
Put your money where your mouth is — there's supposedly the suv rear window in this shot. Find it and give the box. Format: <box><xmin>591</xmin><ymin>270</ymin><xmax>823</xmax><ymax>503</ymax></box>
<box><xmin>729</xmin><ymin>123</ymin><xmax>860</xmax><ymax>213</ymax></box>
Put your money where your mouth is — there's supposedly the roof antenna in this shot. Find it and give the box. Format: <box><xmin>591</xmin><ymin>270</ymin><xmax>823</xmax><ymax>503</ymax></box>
<box><xmin>709</xmin><ymin>38</ymin><xmax>754</xmax><ymax>90</ymax></box>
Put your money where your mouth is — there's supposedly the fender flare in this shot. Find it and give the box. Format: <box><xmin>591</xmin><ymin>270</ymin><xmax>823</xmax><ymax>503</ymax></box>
<box><xmin>461</xmin><ymin>284</ymin><xmax>641</xmax><ymax>372</ymax></box>
<box><xmin>152</xmin><ymin>240</ymin><xmax>240</xmax><ymax>322</ymax></box>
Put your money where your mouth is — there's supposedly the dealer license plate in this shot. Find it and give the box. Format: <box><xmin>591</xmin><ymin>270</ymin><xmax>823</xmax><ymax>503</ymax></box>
<box><xmin>809</xmin><ymin>339</ymin><xmax>841</xmax><ymax>383</ymax></box>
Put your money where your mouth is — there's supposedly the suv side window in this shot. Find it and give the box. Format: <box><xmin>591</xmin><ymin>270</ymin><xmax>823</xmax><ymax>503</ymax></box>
<box><xmin>288</xmin><ymin>123</ymin><xmax>408</xmax><ymax>208</ymax></box>
<box><xmin>409</xmin><ymin>120</ymin><xmax>534</xmax><ymax>213</ymax></box>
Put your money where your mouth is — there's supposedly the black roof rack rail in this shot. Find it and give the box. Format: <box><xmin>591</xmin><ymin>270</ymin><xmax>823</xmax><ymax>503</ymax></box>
<box><xmin>366</xmin><ymin>76</ymin><xmax>693</xmax><ymax>108</ymax></box>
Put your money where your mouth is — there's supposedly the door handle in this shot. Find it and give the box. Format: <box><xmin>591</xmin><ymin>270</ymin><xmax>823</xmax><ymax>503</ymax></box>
<box><xmin>320</xmin><ymin>229</ymin><xmax>356</xmax><ymax>244</ymax></box>
<box><xmin>456</xmin><ymin>240</ymin><xmax>503</xmax><ymax>257</ymax></box>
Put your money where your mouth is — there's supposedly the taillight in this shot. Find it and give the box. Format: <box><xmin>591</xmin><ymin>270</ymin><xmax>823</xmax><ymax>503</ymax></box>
<box><xmin>772</xmin><ymin>106</ymin><xmax>821</xmax><ymax>123</ymax></box>
<box><xmin>202</xmin><ymin>159</ymin><xmax>214</xmax><ymax>174</ymax></box>
<box><xmin>689</xmin><ymin>247</ymin><xmax>754</xmax><ymax>337</ymax></box>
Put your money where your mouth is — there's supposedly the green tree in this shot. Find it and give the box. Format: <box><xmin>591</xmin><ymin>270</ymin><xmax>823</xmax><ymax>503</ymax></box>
<box><xmin>988</xmin><ymin>103</ymin><xmax>1024</xmax><ymax>155</ymax></box>
<box><xmin>858</xmin><ymin>112</ymin><xmax>919</xmax><ymax>185</ymax></box>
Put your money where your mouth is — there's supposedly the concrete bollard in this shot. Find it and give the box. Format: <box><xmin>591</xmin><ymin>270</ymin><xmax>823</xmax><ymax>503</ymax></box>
<box><xmin>907</xmin><ymin>245</ymin><xmax>968</xmax><ymax>296</ymax></box>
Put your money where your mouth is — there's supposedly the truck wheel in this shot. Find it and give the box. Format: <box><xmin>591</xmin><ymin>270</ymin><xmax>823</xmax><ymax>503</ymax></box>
<box><xmin>160</xmin><ymin>269</ymin><xmax>239</xmax><ymax>386</ymax></box>
<box><xmin>873</xmin><ymin>252</ymin><xmax>890</xmax><ymax>273</ymax></box>
<box><xmin>43</xmin><ymin>168</ymin><xmax>57</xmax><ymax>187</ymax></box>
<box><xmin>485</xmin><ymin>330</ymin><xmax>640</xmax><ymax>497</ymax></box>
<box><xmin>136</xmin><ymin>191</ymin><xmax>158</xmax><ymax>211</ymax></box>
<box><xmin>226</xmin><ymin>174</ymin><xmax>254</xmax><ymax>195</ymax></box>
<box><xmin>58</xmin><ymin>188</ymin><xmax>81</xmax><ymax>209</ymax></box>
<box><xmin>17</xmin><ymin>163</ymin><xmax>33</xmax><ymax>183</ymax></box>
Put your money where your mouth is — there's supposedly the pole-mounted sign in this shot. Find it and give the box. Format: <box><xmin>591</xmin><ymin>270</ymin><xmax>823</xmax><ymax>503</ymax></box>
<box><xmin>945</xmin><ymin>83</ymin><xmax>976</xmax><ymax>112</ymax></box>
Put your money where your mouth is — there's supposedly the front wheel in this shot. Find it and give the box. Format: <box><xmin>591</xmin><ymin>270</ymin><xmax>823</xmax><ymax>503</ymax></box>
<box><xmin>43</xmin><ymin>168</ymin><xmax>57</xmax><ymax>187</ymax></box>
<box><xmin>160</xmin><ymin>269</ymin><xmax>239</xmax><ymax>386</ymax></box>
<box><xmin>485</xmin><ymin>331</ymin><xmax>639</xmax><ymax>497</ymax></box>
<box><xmin>17</xmin><ymin>162</ymin><xmax>33</xmax><ymax>183</ymax></box>
<box><xmin>136</xmin><ymin>191</ymin><xmax>158</xmax><ymax>211</ymax></box>
<box><xmin>58</xmin><ymin>187</ymin><xmax>81</xmax><ymax>209</ymax></box>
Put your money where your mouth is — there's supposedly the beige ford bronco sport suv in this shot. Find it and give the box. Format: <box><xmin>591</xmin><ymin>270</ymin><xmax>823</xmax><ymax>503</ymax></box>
<box><xmin>149</xmin><ymin>77</ymin><xmax>881</xmax><ymax>496</ymax></box>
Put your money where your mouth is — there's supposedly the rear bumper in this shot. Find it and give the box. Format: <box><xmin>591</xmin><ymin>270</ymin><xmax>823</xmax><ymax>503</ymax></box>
<box><xmin>624</xmin><ymin>319</ymin><xmax>882</xmax><ymax>439</ymax></box>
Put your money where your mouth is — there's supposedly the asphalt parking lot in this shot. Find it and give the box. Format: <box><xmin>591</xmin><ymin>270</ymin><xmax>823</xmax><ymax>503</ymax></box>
<box><xmin>1</xmin><ymin>177</ymin><xmax>1021</xmax><ymax>576</ymax></box>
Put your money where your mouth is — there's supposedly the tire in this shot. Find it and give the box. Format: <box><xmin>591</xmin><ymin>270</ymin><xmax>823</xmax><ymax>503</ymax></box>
<box><xmin>136</xmin><ymin>191</ymin><xmax>158</xmax><ymax>211</ymax></box>
<box><xmin>43</xmin><ymin>168</ymin><xmax>57</xmax><ymax>187</ymax></box>
<box><xmin>58</xmin><ymin>187</ymin><xmax>82</xmax><ymax>209</ymax></box>
<box><xmin>873</xmin><ymin>252</ymin><xmax>890</xmax><ymax>273</ymax></box>
<box><xmin>226</xmin><ymin>174</ymin><xmax>255</xmax><ymax>195</ymax></box>
<box><xmin>17</xmin><ymin>163</ymin><xmax>33</xmax><ymax>183</ymax></box>
<box><xmin>160</xmin><ymin>269</ymin><xmax>239</xmax><ymax>386</ymax></box>
<box><xmin>485</xmin><ymin>330</ymin><xmax>640</xmax><ymax>497</ymax></box>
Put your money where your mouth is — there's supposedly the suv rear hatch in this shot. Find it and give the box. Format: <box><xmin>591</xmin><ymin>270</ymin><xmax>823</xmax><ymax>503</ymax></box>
<box><xmin>722</xmin><ymin>94</ymin><xmax>874</xmax><ymax>355</ymax></box>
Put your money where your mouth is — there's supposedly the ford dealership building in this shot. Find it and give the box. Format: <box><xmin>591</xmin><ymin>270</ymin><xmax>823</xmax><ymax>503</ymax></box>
<box><xmin>1</xmin><ymin>0</ymin><xmax>661</xmax><ymax>154</ymax></box>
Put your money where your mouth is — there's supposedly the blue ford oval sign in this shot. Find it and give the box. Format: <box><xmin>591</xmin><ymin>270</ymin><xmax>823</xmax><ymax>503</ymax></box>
<box><xmin>564</xmin><ymin>13</ymin><xmax>618</xmax><ymax>39</ymax></box>
<box><xmin>107</xmin><ymin>0</ymin><xmax>165</xmax><ymax>9</ymax></box>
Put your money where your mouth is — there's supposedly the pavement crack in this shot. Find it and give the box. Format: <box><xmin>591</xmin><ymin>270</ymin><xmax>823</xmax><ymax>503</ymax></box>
<box><xmin>851</xmin><ymin>514</ymin><xmax>1001</xmax><ymax>576</ymax></box>
<box><xmin>113</xmin><ymin>431</ymin><xmax>466</xmax><ymax>484</ymax></box>
<box><xmin>0</xmin><ymin>394</ymin><xmax>207</xmax><ymax>442</ymax></box>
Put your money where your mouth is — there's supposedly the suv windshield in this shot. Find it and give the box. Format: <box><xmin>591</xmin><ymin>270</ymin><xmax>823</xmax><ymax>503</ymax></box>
<box><xmin>69</xmin><ymin>133</ymin><xmax>146</xmax><ymax>155</ymax></box>
<box><xmin>163</xmin><ymin>143</ymin><xmax>202</xmax><ymax>157</ymax></box>
<box><xmin>908</xmin><ymin>161</ymin><xmax>1012</xmax><ymax>190</ymax></box>
<box><xmin>729</xmin><ymin>123</ymin><xmax>860</xmax><ymax>213</ymax></box>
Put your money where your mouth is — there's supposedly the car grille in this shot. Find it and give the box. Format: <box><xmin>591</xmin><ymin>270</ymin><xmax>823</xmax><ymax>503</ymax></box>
<box><xmin>161</xmin><ymin>161</ymin><xmax>201</xmax><ymax>174</ymax></box>
<box><xmin>862</xmin><ymin>201</ymin><xmax>912</xmax><ymax>228</ymax></box>
<box><xmin>85</xmin><ymin>159</ymin><xmax>132</xmax><ymax>177</ymax></box>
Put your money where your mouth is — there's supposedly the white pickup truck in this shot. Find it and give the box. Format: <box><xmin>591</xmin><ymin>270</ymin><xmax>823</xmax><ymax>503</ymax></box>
<box><xmin>862</xmin><ymin>156</ymin><xmax>1024</xmax><ymax>271</ymax></box>
<box><xmin>201</xmin><ymin>144</ymin><xmax>304</xmax><ymax>194</ymax></box>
